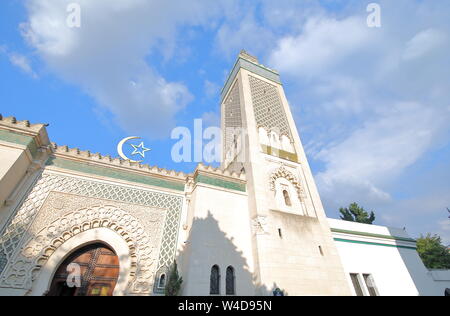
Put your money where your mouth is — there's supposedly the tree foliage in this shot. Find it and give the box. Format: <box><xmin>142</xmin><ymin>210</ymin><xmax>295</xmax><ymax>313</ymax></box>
<box><xmin>165</xmin><ymin>260</ymin><xmax>183</xmax><ymax>296</ymax></box>
<box><xmin>416</xmin><ymin>234</ymin><xmax>450</xmax><ymax>269</ymax></box>
<box><xmin>339</xmin><ymin>202</ymin><xmax>376</xmax><ymax>224</ymax></box>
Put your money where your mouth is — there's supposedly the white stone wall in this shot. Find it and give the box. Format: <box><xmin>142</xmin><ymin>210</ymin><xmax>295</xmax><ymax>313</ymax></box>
<box><xmin>0</xmin><ymin>146</ymin><xmax>30</xmax><ymax>211</ymax></box>
<box><xmin>180</xmin><ymin>182</ymin><xmax>255</xmax><ymax>296</ymax></box>
<box><xmin>328</xmin><ymin>218</ymin><xmax>442</xmax><ymax>296</ymax></box>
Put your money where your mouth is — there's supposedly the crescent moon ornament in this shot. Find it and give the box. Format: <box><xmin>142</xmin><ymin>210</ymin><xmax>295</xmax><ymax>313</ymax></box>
<box><xmin>117</xmin><ymin>136</ymin><xmax>146</xmax><ymax>163</ymax></box>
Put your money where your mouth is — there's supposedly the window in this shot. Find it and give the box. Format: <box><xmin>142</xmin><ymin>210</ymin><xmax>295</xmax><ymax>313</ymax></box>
<box><xmin>158</xmin><ymin>273</ymin><xmax>166</xmax><ymax>288</ymax></box>
<box><xmin>350</xmin><ymin>273</ymin><xmax>364</xmax><ymax>296</ymax></box>
<box><xmin>210</xmin><ymin>265</ymin><xmax>220</xmax><ymax>295</ymax></box>
<box><xmin>363</xmin><ymin>274</ymin><xmax>378</xmax><ymax>296</ymax></box>
<box><xmin>226</xmin><ymin>266</ymin><xmax>235</xmax><ymax>295</ymax></box>
<box><xmin>283</xmin><ymin>190</ymin><xmax>292</xmax><ymax>207</ymax></box>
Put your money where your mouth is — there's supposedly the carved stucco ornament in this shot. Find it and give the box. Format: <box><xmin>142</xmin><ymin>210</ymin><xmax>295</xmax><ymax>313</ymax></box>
<box><xmin>269</xmin><ymin>165</ymin><xmax>306</xmax><ymax>201</ymax></box>
<box><xmin>1</xmin><ymin>205</ymin><xmax>162</xmax><ymax>295</ymax></box>
<box><xmin>252</xmin><ymin>216</ymin><xmax>269</xmax><ymax>235</ymax></box>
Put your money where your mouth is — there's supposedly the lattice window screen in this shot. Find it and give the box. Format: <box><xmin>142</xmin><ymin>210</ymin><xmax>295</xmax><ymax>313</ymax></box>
<box><xmin>248</xmin><ymin>75</ymin><xmax>291</xmax><ymax>138</ymax></box>
<box><xmin>224</xmin><ymin>81</ymin><xmax>242</xmax><ymax>151</ymax></box>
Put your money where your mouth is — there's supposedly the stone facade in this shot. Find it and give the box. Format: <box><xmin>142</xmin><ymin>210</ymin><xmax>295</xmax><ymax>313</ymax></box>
<box><xmin>0</xmin><ymin>52</ymin><xmax>445</xmax><ymax>296</ymax></box>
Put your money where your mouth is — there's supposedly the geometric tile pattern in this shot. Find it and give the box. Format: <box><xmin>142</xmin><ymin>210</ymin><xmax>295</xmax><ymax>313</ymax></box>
<box><xmin>224</xmin><ymin>81</ymin><xmax>242</xmax><ymax>152</ymax></box>
<box><xmin>248</xmin><ymin>75</ymin><xmax>291</xmax><ymax>138</ymax></box>
<box><xmin>0</xmin><ymin>173</ymin><xmax>183</xmax><ymax>276</ymax></box>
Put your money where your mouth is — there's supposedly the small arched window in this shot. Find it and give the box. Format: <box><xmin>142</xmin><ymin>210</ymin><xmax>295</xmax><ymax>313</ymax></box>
<box><xmin>283</xmin><ymin>190</ymin><xmax>292</xmax><ymax>207</ymax></box>
<box><xmin>210</xmin><ymin>265</ymin><xmax>220</xmax><ymax>295</ymax></box>
<box><xmin>158</xmin><ymin>273</ymin><xmax>166</xmax><ymax>288</ymax></box>
<box><xmin>226</xmin><ymin>266</ymin><xmax>235</xmax><ymax>295</ymax></box>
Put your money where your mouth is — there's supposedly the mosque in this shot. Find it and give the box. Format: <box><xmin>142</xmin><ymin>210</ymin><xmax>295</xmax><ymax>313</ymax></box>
<box><xmin>0</xmin><ymin>51</ymin><xmax>448</xmax><ymax>296</ymax></box>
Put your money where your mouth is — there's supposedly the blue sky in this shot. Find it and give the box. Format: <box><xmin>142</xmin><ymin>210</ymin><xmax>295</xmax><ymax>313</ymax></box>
<box><xmin>1</xmin><ymin>0</ymin><xmax>449</xmax><ymax>243</ymax></box>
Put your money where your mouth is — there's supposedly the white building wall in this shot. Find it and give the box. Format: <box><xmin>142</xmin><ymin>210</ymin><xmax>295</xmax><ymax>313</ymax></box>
<box><xmin>180</xmin><ymin>182</ymin><xmax>255</xmax><ymax>296</ymax></box>
<box><xmin>0</xmin><ymin>146</ymin><xmax>29</xmax><ymax>211</ymax></box>
<box><xmin>328</xmin><ymin>218</ymin><xmax>441</xmax><ymax>296</ymax></box>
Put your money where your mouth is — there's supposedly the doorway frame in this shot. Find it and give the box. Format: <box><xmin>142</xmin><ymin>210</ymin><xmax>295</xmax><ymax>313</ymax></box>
<box><xmin>29</xmin><ymin>228</ymin><xmax>132</xmax><ymax>296</ymax></box>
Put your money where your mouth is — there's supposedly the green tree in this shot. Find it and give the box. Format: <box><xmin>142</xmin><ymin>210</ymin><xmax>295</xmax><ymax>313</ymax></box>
<box><xmin>339</xmin><ymin>202</ymin><xmax>376</xmax><ymax>224</ymax></box>
<box><xmin>416</xmin><ymin>234</ymin><xmax>450</xmax><ymax>269</ymax></box>
<box><xmin>165</xmin><ymin>260</ymin><xmax>183</xmax><ymax>296</ymax></box>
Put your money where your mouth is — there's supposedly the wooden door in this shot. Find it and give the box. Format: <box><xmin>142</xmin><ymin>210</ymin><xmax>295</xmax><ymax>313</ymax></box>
<box><xmin>47</xmin><ymin>243</ymin><xmax>120</xmax><ymax>296</ymax></box>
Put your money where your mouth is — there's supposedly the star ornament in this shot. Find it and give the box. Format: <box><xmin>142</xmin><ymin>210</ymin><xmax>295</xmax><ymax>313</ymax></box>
<box><xmin>130</xmin><ymin>142</ymin><xmax>151</xmax><ymax>159</ymax></box>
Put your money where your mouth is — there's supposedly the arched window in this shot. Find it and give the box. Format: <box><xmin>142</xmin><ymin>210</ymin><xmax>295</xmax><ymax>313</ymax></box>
<box><xmin>226</xmin><ymin>266</ymin><xmax>235</xmax><ymax>295</ymax></box>
<box><xmin>283</xmin><ymin>190</ymin><xmax>292</xmax><ymax>207</ymax></box>
<box><xmin>158</xmin><ymin>273</ymin><xmax>166</xmax><ymax>288</ymax></box>
<box><xmin>210</xmin><ymin>265</ymin><xmax>220</xmax><ymax>295</ymax></box>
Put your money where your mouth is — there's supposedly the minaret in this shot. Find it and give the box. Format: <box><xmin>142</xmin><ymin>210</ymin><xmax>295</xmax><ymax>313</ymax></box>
<box><xmin>220</xmin><ymin>50</ymin><xmax>350</xmax><ymax>295</ymax></box>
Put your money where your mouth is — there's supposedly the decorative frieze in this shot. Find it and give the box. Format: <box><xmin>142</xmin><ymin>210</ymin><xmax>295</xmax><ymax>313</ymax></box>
<box><xmin>269</xmin><ymin>165</ymin><xmax>306</xmax><ymax>201</ymax></box>
<box><xmin>3</xmin><ymin>198</ymin><xmax>165</xmax><ymax>295</ymax></box>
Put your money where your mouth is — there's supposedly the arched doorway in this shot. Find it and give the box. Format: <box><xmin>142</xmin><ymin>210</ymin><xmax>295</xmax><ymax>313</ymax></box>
<box><xmin>47</xmin><ymin>243</ymin><xmax>120</xmax><ymax>296</ymax></box>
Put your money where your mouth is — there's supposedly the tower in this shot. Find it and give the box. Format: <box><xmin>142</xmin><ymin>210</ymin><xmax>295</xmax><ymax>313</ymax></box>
<box><xmin>220</xmin><ymin>51</ymin><xmax>351</xmax><ymax>295</ymax></box>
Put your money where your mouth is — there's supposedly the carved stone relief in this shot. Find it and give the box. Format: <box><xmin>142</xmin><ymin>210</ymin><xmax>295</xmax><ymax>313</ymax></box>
<box><xmin>0</xmin><ymin>173</ymin><xmax>184</xmax><ymax>295</ymax></box>
<box><xmin>269</xmin><ymin>166</ymin><xmax>306</xmax><ymax>201</ymax></box>
<box><xmin>252</xmin><ymin>216</ymin><xmax>269</xmax><ymax>235</ymax></box>
<box><xmin>1</xmin><ymin>192</ymin><xmax>166</xmax><ymax>295</ymax></box>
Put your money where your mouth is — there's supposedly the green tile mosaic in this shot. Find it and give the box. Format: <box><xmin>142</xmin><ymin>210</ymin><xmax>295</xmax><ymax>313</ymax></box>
<box><xmin>0</xmin><ymin>129</ymin><xmax>38</xmax><ymax>158</ymax></box>
<box><xmin>221</xmin><ymin>57</ymin><xmax>281</xmax><ymax>101</ymax></box>
<box><xmin>195</xmin><ymin>174</ymin><xmax>246</xmax><ymax>192</ymax></box>
<box><xmin>46</xmin><ymin>156</ymin><xmax>185</xmax><ymax>192</ymax></box>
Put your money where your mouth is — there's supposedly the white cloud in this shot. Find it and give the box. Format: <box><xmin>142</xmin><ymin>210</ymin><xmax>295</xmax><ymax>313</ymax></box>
<box><xmin>201</xmin><ymin>111</ymin><xmax>220</xmax><ymax>128</ymax></box>
<box><xmin>315</xmin><ymin>102</ymin><xmax>448</xmax><ymax>207</ymax></box>
<box><xmin>269</xmin><ymin>16</ymin><xmax>371</xmax><ymax>77</ymax></box>
<box><xmin>215</xmin><ymin>12</ymin><xmax>275</xmax><ymax>59</ymax></box>
<box><xmin>8</xmin><ymin>53</ymin><xmax>38</xmax><ymax>79</ymax></box>
<box><xmin>403</xmin><ymin>29</ymin><xmax>447</xmax><ymax>61</ymax></box>
<box><xmin>204</xmin><ymin>80</ymin><xmax>220</xmax><ymax>99</ymax></box>
<box><xmin>265</xmin><ymin>1</ymin><xmax>450</xmax><ymax>238</ymax></box>
<box><xmin>20</xmin><ymin>0</ymin><xmax>228</xmax><ymax>138</ymax></box>
<box><xmin>0</xmin><ymin>46</ymin><xmax>38</xmax><ymax>79</ymax></box>
<box><xmin>379</xmin><ymin>188</ymin><xmax>450</xmax><ymax>243</ymax></box>
<box><xmin>212</xmin><ymin>0</ymin><xmax>325</xmax><ymax>60</ymax></box>
<box><xmin>16</xmin><ymin>0</ymin><xmax>450</xmax><ymax>239</ymax></box>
